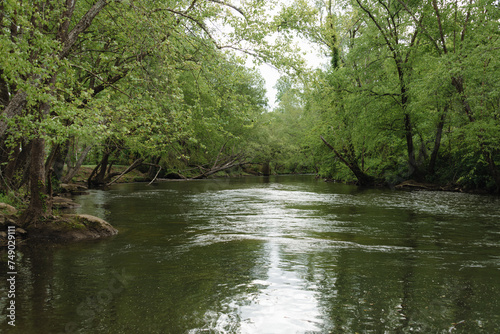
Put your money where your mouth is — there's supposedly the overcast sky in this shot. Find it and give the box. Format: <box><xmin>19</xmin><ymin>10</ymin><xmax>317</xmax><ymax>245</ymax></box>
<box><xmin>257</xmin><ymin>41</ymin><xmax>327</xmax><ymax>110</ymax></box>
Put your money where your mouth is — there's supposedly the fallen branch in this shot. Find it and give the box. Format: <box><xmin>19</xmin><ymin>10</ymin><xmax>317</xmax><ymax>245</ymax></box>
<box><xmin>147</xmin><ymin>165</ymin><xmax>162</xmax><ymax>185</ymax></box>
<box><xmin>106</xmin><ymin>158</ymin><xmax>144</xmax><ymax>186</ymax></box>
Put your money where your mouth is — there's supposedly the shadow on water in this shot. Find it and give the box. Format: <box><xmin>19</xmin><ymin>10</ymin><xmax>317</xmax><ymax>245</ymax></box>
<box><xmin>1</xmin><ymin>175</ymin><xmax>500</xmax><ymax>333</ymax></box>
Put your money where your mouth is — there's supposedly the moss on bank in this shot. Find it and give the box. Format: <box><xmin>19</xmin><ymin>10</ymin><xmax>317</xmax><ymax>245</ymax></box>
<box><xmin>24</xmin><ymin>214</ymin><xmax>118</xmax><ymax>242</ymax></box>
<box><xmin>0</xmin><ymin>205</ymin><xmax>117</xmax><ymax>246</ymax></box>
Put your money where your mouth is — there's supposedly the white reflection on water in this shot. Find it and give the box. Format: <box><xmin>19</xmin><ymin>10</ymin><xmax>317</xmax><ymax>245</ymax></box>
<box><xmin>188</xmin><ymin>186</ymin><xmax>324</xmax><ymax>333</ymax></box>
<box><xmin>237</xmin><ymin>242</ymin><xmax>322</xmax><ymax>333</ymax></box>
<box><xmin>190</xmin><ymin>242</ymin><xmax>322</xmax><ymax>334</ymax></box>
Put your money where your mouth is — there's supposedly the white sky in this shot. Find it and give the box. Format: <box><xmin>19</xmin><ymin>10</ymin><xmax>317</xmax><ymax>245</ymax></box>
<box><xmin>257</xmin><ymin>42</ymin><xmax>327</xmax><ymax>110</ymax></box>
<box><xmin>207</xmin><ymin>0</ymin><xmax>329</xmax><ymax>110</ymax></box>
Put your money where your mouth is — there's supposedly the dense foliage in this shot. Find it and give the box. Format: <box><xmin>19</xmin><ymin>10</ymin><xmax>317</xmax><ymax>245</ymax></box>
<box><xmin>269</xmin><ymin>0</ymin><xmax>500</xmax><ymax>192</ymax></box>
<box><xmin>0</xmin><ymin>0</ymin><xmax>498</xmax><ymax>225</ymax></box>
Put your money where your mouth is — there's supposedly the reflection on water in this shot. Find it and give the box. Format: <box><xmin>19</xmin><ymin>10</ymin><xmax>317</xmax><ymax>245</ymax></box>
<box><xmin>191</xmin><ymin>242</ymin><xmax>322</xmax><ymax>334</ymax></box>
<box><xmin>237</xmin><ymin>242</ymin><xmax>321</xmax><ymax>333</ymax></box>
<box><xmin>1</xmin><ymin>175</ymin><xmax>500</xmax><ymax>333</ymax></box>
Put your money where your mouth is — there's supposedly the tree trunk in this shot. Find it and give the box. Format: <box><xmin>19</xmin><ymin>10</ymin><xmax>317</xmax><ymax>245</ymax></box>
<box><xmin>44</xmin><ymin>143</ymin><xmax>61</xmax><ymax>182</ymax></box>
<box><xmin>484</xmin><ymin>152</ymin><xmax>500</xmax><ymax>193</ymax></box>
<box><xmin>52</xmin><ymin>141</ymin><xmax>70</xmax><ymax>181</ymax></box>
<box><xmin>20</xmin><ymin>137</ymin><xmax>51</xmax><ymax>226</ymax></box>
<box><xmin>61</xmin><ymin>144</ymin><xmax>92</xmax><ymax>183</ymax></box>
<box><xmin>147</xmin><ymin>156</ymin><xmax>161</xmax><ymax>180</ymax></box>
<box><xmin>96</xmin><ymin>153</ymin><xmax>109</xmax><ymax>184</ymax></box>
<box><xmin>403</xmin><ymin>113</ymin><xmax>419</xmax><ymax>179</ymax></box>
<box><xmin>428</xmin><ymin>109</ymin><xmax>447</xmax><ymax>175</ymax></box>
<box><xmin>0</xmin><ymin>141</ymin><xmax>22</xmax><ymax>191</ymax></box>
<box><xmin>88</xmin><ymin>151</ymin><xmax>112</xmax><ymax>188</ymax></box>
<box><xmin>0</xmin><ymin>69</ymin><xmax>10</xmax><ymax>109</ymax></box>
<box><xmin>261</xmin><ymin>161</ymin><xmax>271</xmax><ymax>176</ymax></box>
<box><xmin>0</xmin><ymin>91</ymin><xmax>28</xmax><ymax>139</ymax></box>
<box><xmin>320</xmin><ymin>136</ymin><xmax>375</xmax><ymax>186</ymax></box>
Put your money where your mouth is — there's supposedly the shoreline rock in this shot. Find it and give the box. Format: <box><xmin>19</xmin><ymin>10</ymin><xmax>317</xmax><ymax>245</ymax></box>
<box><xmin>23</xmin><ymin>214</ymin><xmax>118</xmax><ymax>242</ymax></box>
<box><xmin>0</xmin><ymin>202</ymin><xmax>118</xmax><ymax>246</ymax></box>
<box><xmin>0</xmin><ymin>203</ymin><xmax>18</xmax><ymax>215</ymax></box>
<box><xmin>52</xmin><ymin>196</ymin><xmax>81</xmax><ymax>209</ymax></box>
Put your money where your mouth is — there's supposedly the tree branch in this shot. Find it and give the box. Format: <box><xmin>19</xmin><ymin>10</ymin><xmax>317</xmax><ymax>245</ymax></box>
<box><xmin>396</xmin><ymin>0</ymin><xmax>441</xmax><ymax>53</ymax></box>
<box><xmin>432</xmin><ymin>0</ymin><xmax>447</xmax><ymax>54</ymax></box>
<box><xmin>106</xmin><ymin>158</ymin><xmax>144</xmax><ymax>186</ymax></box>
<box><xmin>355</xmin><ymin>0</ymin><xmax>396</xmax><ymax>55</ymax></box>
<box><xmin>461</xmin><ymin>0</ymin><xmax>473</xmax><ymax>42</ymax></box>
<box><xmin>208</xmin><ymin>0</ymin><xmax>247</xmax><ymax>19</ymax></box>
<box><xmin>60</xmin><ymin>0</ymin><xmax>109</xmax><ymax>59</ymax></box>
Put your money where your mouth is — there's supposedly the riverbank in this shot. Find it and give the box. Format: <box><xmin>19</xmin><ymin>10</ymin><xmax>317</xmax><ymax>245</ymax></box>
<box><xmin>0</xmin><ymin>164</ymin><xmax>252</xmax><ymax>246</ymax></box>
<box><xmin>0</xmin><ymin>165</ymin><xmax>137</xmax><ymax>246</ymax></box>
<box><xmin>1</xmin><ymin>169</ymin><xmax>496</xmax><ymax>247</ymax></box>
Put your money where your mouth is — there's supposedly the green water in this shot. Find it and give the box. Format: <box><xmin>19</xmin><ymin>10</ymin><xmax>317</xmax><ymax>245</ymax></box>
<box><xmin>1</xmin><ymin>175</ymin><xmax>500</xmax><ymax>333</ymax></box>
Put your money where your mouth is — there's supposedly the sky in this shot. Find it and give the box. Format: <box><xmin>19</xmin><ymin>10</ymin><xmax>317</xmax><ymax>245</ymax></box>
<box><xmin>256</xmin><ymin>42</ymin><xmax>327</xmax><ymax>110</ymax></box>
<box><xmin>209</xmin><ymin>0</ymin><xmax>329</xmax><ymax>110</ymax></box>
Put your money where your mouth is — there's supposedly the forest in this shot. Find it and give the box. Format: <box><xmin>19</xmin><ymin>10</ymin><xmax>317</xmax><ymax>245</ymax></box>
<box><xmin>0</xmin><ymin>0</ymin><xmax>499</xmax><ymax>227</ymax></box>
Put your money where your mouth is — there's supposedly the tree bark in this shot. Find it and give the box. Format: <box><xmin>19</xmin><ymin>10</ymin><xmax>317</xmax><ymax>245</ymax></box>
<box><xmin>0</xmin><ymin>69</ymin><xmax>10</xmax><ymax>109</ymax></box>
<box><xmin>428</xmin><ymin>109</ymin><xmax>447</xmax><ymax>175</ymax></box>
<box><xmin>147</xmin><ymin>156</ymin><xmax>162</xmax><ymax>180</ymax></box>
<box><xmin>88</xmin><ymin>151</ymin><xmax>112</xmax><ymax>188</ymax></box>
<box><xmin>320</xmin><ymin>136</ymin><xmax>375</xmax><ymax>186</ymax></box>
<box><xmin>61</xmin><ymin>145</ymin><xmax>92</xmax><ymax>183</ymax></box>
<box><xmin>403</xmin><ymin>112</ymin><xmax>420</xmax><ymax>179</ymax></box>
<box><xmin>52</xmin><ymin>141</ymin><xmax>71</xmax><ymax>181</ymax></box>
<box><xmin>484</xmin><ymin>152</ymin><xmax>500</xmax><ymax>194</ymax></box>
<box><xmin>261</xmin><ymin>161</ymin><xmax>271</xmax><ymax>176</ymax></box>
<box><xmin>44</xmin><ymin>143</ymin><xmax>62</xmax><ymax>182</ymax></box>
<box><xmin>20</xmin><ymin>137</ymin><xmax>51</xmax><ymax>226</ymax></box>
<box><xmin>0</xmin><ymin>91</ymin><xmax>28</xmax><ymax>139</ymax></box>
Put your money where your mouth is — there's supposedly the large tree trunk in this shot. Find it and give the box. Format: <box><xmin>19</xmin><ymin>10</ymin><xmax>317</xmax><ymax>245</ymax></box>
<box><xmin>261</xmin><ymin>161</ymin><xmax>271</xmax><ymax>176</ymax></box>
<box><xmin>403</xmin><ymin>113</ymin><xmax>420</xmax><ymax>179</ymax></box>
<box><xmin>0</xmin><ymin>141</ymin><xmax>21</xmax><ymax>191</ymax></box>
<box><xmin>44</xmin><ymin>142</ymin><xmax>62</xmax><ymax>182</ymax></box>
<box><xmin>20</xmin><ymin>137</ymin><xmax>51</xmax><ymax>226</ymax></box>
<box><xmin>52</xmin><ymin>141</ymin><xmax>70</xmax><ymax>181</ymax></box>
<box><xmin>2</xmin><ymin>142</ymin><xmax>33</xmax><ymax>192</ymax></box>
<box><xmin>0</xmin><ymin>69</ymin><xmax>11</xmax><ymax>109</ymax></box>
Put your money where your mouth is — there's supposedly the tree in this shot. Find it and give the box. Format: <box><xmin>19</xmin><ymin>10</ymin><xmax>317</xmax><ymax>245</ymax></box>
<box><xmin>1</xmin><ymin>0</ymin><xmax>316</xmax><ymax>226</ymax></box>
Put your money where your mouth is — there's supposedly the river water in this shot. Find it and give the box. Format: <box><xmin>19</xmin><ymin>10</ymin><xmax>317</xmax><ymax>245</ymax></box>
<box><xmin>1</xmin><ymin>175</ymin><xmax>500</xmax><ymax>333</ymax></box>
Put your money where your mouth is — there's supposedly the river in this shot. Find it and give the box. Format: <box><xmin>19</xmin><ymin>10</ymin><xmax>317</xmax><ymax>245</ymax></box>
<box><xmin>1</xmin><ymin>175</ymin><xmax>500</xmax><ymax>333</ymax></box>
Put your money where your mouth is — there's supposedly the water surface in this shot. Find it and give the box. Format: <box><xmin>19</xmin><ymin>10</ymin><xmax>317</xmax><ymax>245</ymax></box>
<box><xmin>1</xmin><ymin>176</ymin><xmax>500</xmax><ymax>333</ymax></box>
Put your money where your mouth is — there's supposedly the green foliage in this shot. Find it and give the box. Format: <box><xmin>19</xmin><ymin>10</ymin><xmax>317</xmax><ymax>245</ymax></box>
<box><xmin>279</xmin><ymin>0</ymin><xmax>500</xmax><ymax>190</ymax></box>
<box><xmin>1</xmin><ymin>0</ymin><xmax>498</xmax><ymax>199</ymax></box>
